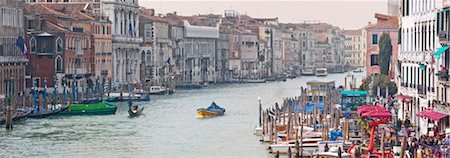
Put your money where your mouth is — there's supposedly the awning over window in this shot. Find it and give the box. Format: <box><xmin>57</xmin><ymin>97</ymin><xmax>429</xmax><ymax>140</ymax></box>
<box><xmin>396</xmin><ymin>95</ymin><xmax>412</xmax><ymax>102</ymax></box>
<box><xmin>416</xmin><ymin>109</ymin><xmax>448</xmax><ymax>121</ymax></box>
<box><xmin>434</xmin><ymin>46</ymin><xmax>449</xmax><ymax>59</ymax></box>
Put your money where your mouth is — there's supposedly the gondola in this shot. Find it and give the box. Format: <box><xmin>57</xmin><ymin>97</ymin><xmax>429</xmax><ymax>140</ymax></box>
<box><xmin>0</xmin><ymin>109</ymin><xmax>32</xmax><ymax>125</ymax></box>
<box><xmin>128</xmin><ymin>102</ymin><xmax>144</xmax><ymax>117</ymax></box>
<box><xmin>28</xmin><ymin>104</ymin><xmax>69</xmax><ymax>119</ymax></box>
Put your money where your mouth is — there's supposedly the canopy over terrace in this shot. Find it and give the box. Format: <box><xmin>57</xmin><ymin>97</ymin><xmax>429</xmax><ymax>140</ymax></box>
<box><xmin>416</xmin><ymin>109</ymin><xmax>448</xmax><ymax>122</ymax></box>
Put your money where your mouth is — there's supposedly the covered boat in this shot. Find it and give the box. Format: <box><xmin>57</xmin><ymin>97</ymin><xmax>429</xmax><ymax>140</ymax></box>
<box><xmin>197</xmin><ymin>102</ymin><xmax>225</xmax><ymax>118</ymax></box>
<box><xmin>59</xmin><ymin>100</ymin><xmax>117</xmax><ymax>115</ymax></box>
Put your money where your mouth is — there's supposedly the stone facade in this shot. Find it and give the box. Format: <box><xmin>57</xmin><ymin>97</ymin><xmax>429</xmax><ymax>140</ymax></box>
<box><xmin>366</xmin><ymin>14</ymin><xmax>399</xmax><ymax>78</ymax></box>
<box><xmin>0</xmin><ymin>0</ymin><xmax>27</xmax><ymax>98</ymax></box>
<box><xmin>102</xmin><ymin>0</ymin><xmax>143</xmax><ymax>85</ymax></box>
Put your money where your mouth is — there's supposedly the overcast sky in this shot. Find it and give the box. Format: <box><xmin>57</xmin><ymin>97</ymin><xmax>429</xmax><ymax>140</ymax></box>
<box><xmin>139</xmin><ymin>0</ymin><xmax>388</xmax><ymax>30</ymax></box>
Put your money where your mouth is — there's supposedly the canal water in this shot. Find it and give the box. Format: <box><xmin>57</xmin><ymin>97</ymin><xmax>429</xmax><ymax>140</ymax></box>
<box><xmin>0</xmin><ymin>73</ymin><xmax>363</xmax><ymax>158</ymax></box>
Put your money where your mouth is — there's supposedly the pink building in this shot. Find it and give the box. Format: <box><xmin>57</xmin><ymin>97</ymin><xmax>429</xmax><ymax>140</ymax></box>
<box><xmin>366</xmin><ymin>13</ymin><xmax>399</xmax><ymax>78</ymax></box>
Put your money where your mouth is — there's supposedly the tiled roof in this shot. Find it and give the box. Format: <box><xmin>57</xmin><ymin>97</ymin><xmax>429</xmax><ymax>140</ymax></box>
<box><xmin>342</xmin><ymin>29</ymin><xmax>362</xmax><ymax>36</ymax></box>
<box><xmin>367</xmin><ymin>13</ymin><xmax>399</xmax><ymax>29</ymax></box>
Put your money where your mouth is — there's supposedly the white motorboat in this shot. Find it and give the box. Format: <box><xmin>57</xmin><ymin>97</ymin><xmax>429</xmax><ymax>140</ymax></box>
<box><xmin>302</xmin><ymin>67</ymin><xmax>315</xmax><ymax>76</ymax></box>
<box><xmin>244</xmin><ymin>79</ymin><xmax>266</xmax><ymax>83</ymax></box>
<box><xmin>315</xmin><ymin>68</ymin><xmax>328</xmax><ymax>77</ymax></box>
<box><xmin>149</xmin><ymin>86</ymin><xmax>167</xmax><ymax>95</ymax></box>
<box><xmin>269</xmin><ymin>132</ymin><xmax>322</xmax><ymax>154</ymax></box>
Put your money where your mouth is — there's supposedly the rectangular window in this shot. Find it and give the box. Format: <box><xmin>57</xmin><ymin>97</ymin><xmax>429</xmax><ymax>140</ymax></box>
<box><xmin>370</xmin><ymin>54</ymin><xmax>378</xmax><ymax>66</ymax></box>
<box><xmin>372</xmin><ymin>34</ymin><xmax>378</xmax><ymax>45</ymax></box>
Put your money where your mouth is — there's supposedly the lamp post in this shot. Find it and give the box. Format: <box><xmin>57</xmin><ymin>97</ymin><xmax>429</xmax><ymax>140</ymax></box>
<box><xmin>258</xmin><ymin>97</ymin><xmax>262</xmax><ymax>127</ymax></box>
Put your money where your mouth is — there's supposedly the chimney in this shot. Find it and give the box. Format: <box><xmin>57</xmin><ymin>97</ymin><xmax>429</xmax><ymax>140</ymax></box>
<box><xmin>173</xmin><ymin>11</ymin><xmax>177</xmax><ymax>15</ymax></box>
<box><xmin>141</xmin><ymin>8</ymin><xmax>155</xmax><ymax>16</ymax></box>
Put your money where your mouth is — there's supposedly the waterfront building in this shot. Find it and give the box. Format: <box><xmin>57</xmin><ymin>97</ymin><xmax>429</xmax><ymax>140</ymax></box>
<box><xmin>102</xmin><ymin>0</ymin><xmax>142</xmax><ymax>86</ymax></box>
<box><xmin>399</xmin><ymin>0</ymin><xmax>440</xmax><ymax>135</ymax></box>
<box><xmin>216</xmin><ymin>29</ymin><xmax>230</xmax><ymax>81</ymax></box>
<box><xmin>366</xmin><ymin>13</ymin><xmax>399</xmax><ymax>78</ymax></box>
<box><xmin>342</xmin><ymin>29</ymin><xmax>365</xmax><ymax>68</ymax></box>
<box><xmin>165</xmin><ymin>13</ymin><xmax>219</xmax><ymax>84</ymax></box>
<box><xmin>435</xmin><ymin>0</ymin><xmax>450</xmax><ymax>133</ymax></box>
<box><xmin>24</xmin><ymin>4</ymin><xmax>94</xmax><ymax>90</ymax></box>
<box><xmin>0</xmin><ymin>0</ymin><xmax>27</xmax><ymax>98</ymax></box>
<box><xmin>139</xmin><ymin>8</ymin><xmax>172</xmax><ymax>86</ymax></box>
<box><xmin>281</xmin><ymin>30</ymin><xmax>296</xmax><ymax>73</ymax></box>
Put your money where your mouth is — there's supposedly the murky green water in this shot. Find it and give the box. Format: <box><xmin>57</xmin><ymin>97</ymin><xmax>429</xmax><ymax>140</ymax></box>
<box><xmin>0</xmin><ymin>73</ymin><xmax>362</xmax><ymax>158</ymax></box>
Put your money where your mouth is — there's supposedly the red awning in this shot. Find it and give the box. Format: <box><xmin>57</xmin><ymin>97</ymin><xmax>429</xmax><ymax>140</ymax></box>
<box><xmin>362</xmin><ymin>109</ymin><xmax>392</xmax><ymax>118</ymax></box>
<box><xmin>396</xmin><ymin>95</ymin><xmax>412</xmax><ymax>102</ymax></box>
<box><xmin>357</xmin><ymin>105</ymin><xmax>386</xmax><ymax>115</ymax></box>
<box><xmin>416</xmin><ymin>109</ymin><xmax>448</xmax><ymax>121</ymax></box>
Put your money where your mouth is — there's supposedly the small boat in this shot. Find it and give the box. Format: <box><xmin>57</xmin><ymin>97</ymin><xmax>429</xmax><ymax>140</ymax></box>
<box><xmin>244</xmin><ymin>79</ymin><xmax>266</xmax><ymax>83</ymax></box>
<box><xmin>28</xmin><ymin>104</ymin><xmax>69</xmax><ymax>119</ymax></box>
<box><xmin>149</xmin><ymin>86</ymin><xmax>167</xmax><ymax>95</ymax></box>
<box><xmin>58</xmin><ymin>100</ymin><xmax>117</xmax><ymax>115</ymax></box>
<box><xmin>353</xmin><ymin>68</ymin><xmax>364</xmax><ymax>73</ymax></box>
<box><xmin>302</xmin><ymin>67</ymin><xmax>315</xmax><ymax>76</ymax></box>
<box><xmin>128</xmin><ymin>102</ymin><xmax>144</xmax><ymax>117</ymax></box>
<box><xmin>0</xmin><ymin>109</ymin><xmax>32</xmax><ymax>125</ymax></box>
<box><xmin>176</xmin><ymin>83</ymin><xmax>203</xmax><ymax>89</ymax></box>
<box><xmin>197</xmin><ymin>102</ymin><xmax>225</xmax><ymax>118</ymax></box>
<box><xmin>315</xmin><ymin>68</ymin><xmax>328</xmax><ymax>77</ymax></box>
<box><xmin>105</xmin><ymin>93</ymin><xmax>150</xmax><ymax>102</ymax></box>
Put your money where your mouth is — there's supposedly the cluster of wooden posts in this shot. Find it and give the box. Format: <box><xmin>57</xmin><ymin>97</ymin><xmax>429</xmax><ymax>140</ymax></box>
<box><xmin>0</xmin><ymin>77</ymin><xmax>122</xmax><ymax>129</ymax></box>
<box><xmin>259</xmin><ymin>87</ymin><xmax>343</xmax><ymax>157</ymax></box>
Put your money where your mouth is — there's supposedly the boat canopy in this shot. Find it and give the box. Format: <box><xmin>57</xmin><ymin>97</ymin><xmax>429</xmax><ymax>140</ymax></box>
<box><xmin>341</xmin><ymin>91</ymin><xmax>367</xmax><ymax>97</ymax></box>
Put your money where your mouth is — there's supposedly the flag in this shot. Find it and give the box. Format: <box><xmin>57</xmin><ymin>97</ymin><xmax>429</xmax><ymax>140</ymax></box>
<box><xmin>24</xmin><ymin>43</ymin><xmax>29</xmax><ymax>60</ymax></box>
<box><xmin>129</xmin><ymin>23</ymin><xmax>133</xmax><ymax>37</ymax></box>
<box><xmin>15</xmin><ymin>36</ymin><xmax>25</xmax><ymax>54</ymax></box>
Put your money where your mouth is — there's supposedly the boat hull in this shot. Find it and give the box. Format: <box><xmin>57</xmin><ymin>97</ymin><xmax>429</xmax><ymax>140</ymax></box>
<box><xmin>28</xmin><ymin>105</ymin><xmax>69</xmax><ymax>119</ymax></box>
<box><xmin>105</xmin><ymin>95</ymin><xmax>150</xmax><ymax>102</ymax></box>
<box><xmin>197</xmin><ymin>108</ymin><xmax>224</xmax><ymax>118</ymax></box>
<box><xmin>59</xmin><ymin>101</ymin><xmax>117</xmax><ymax>115</ymax></box>
<box><xmin>0</xmin><ymin>110</ymin><xmax>32</xmax><ymax>125</ymax></box>
<box><xmin>176</xmin><ymin>84</ymin><xmax>202</xmax><ymax>89</ymax></box>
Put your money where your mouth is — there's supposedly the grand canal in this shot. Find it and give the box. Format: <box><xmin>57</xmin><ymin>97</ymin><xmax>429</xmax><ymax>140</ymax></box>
<box><xmin>0</xmin><ymin>73</ymin><xmax>363</xmax><ymax>157</ymax></box>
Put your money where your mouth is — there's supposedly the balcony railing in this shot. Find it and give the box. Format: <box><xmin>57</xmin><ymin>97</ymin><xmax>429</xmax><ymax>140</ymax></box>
<box><xmin>438</xmin><ymin>70</ymin><xmax>449</xmax><ymax>81</ymax></box>
<box><xmin>438</xmin><ymin>30</ymin><xmax>450</xmax><ymax>42</ymax></box>
<box><xmin>417</xmin><ymin>85</ymin><xmax>426</xmax><ymax>95</ymax></box>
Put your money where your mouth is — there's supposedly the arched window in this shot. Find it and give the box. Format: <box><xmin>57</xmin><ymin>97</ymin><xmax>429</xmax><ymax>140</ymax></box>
<box><xmin>30</xmin><ymin>37</ymin><xmax>36</xmax><ymax>53</ymax></box>
<box><xmin>56</xmin><ymin>37</ymin><xmax>63</xmax><ymax>53</ymax></box>
<box><xmin>55</xmin><ymin>56</ymin><xmax>63</xmax><ymax>73</ymax></box>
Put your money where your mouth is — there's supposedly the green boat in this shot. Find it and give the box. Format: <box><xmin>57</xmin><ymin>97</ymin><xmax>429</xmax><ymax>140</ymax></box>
<box><xmin>59</xmin><ymin>101</ymin><xmax>117</xmax><ymax>115</ymax></box>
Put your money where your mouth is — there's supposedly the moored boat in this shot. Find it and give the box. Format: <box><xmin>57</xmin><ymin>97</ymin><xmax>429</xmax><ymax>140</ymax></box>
<box><xmin>176</xmin><ymin>83</ymin><xmax>203</xmax><ymax>89</ymax></box>
<box><xmin>0</xmin><ymin>109</ymin><xmax>32</xmax><ymax>125</ymax></box>
<box><xmin>353</xmin><ymin>68</ymin><xmax>364</xmax><ymax>73</ymax></box>
<box><xmin>28</xmin><ymin>104</ymin><xmax>69</xmax><ymax>119</ymax></box>
<box><xmin>244</xmin><ymin>78</ymin><xmax>267</xmax><ymax>83</ymax></box>
<box><xmin>315</xmin><ymin>68</ymin><xmax>328</xmax><ymax>77</ymax></box>
<box><xmin>148</xmin><ymin>86</ymin><xmax>167</xmax><ymax>95</ymax></box>
<box><xmin>197</xmin><ymin>102</ymin><xmax>225</xmax><ymax>118</ymax></box>
<box><xmin>58</xmin><ymin>100</ymin><xmax>117</xmax><ymax>115</ymax></box>
<box><xmin>105</xmin><ymin>93</ymin><xmax>150</xmax><ymax>102</ymax></box>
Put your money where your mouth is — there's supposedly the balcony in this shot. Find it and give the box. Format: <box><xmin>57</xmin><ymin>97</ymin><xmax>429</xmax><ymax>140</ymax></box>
<box><xmin>417</xmin><ymin>85</ymin><xmax>426</xmax><ymax>95</ymax></box>
<box><xmin>112</xmin><ymin>35</ymin><xmax>144</xmax><ymax>44</ymax></box>
<box><xmin>438</xmin><ymin>30</ymin><xmax>450</xmax><ymax>42</ymax></box>
<box><xmin>438</xmin><ymin>70</ymin><xmax>449</xmax><ymax>81</ymax></box>
<box><xmin>76</xmin><ymin>68</ymin><xmax>87</xmax><ymax>75</ymax></box>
